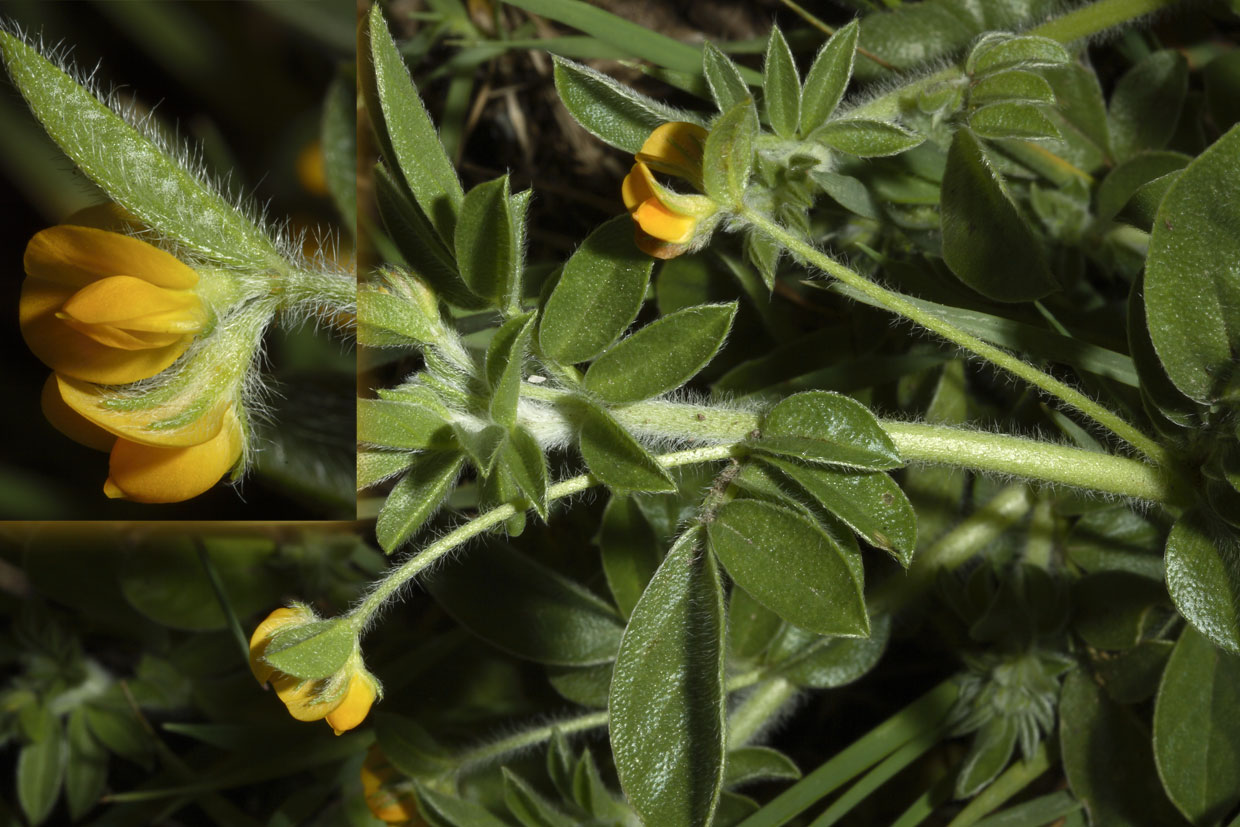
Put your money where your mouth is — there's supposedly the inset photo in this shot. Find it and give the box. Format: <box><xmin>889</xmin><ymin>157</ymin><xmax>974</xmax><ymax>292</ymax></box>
<box><xmin>0</xmin><ymin>1</ymin><xmax>356</xmax><ymax>519</ymax></box>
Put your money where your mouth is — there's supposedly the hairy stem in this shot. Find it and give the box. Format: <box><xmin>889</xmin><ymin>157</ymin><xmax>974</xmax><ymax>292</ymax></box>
<box><xmin>521</xmin><ymin>388</ymin><xmax>1186</xmax><ymax>504</ymax></box>
<box><xmin>741</xmin><ymin>209</ymin><xmax>1172</xmax><ymax>469</ymax></box>
<box><xmin>349</xmin><ymin>443</ymin><xmax>743</xmax><ymax>629</ymax></box>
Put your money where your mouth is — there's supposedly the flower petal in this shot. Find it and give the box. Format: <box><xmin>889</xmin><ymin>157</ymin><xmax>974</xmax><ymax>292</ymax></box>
<box><xmin>273</xmin><ymin>674</ymin><xmax>335</xmax><ymax>722</ymax></box>
<box><xmin>56</xmin><ymin>374</ymin><xmax>229</xmax><ymax>448</ymax></box>
<box><xmin>362</xmin><ymin>747</ymin><xmax>420</xmax><ymax>823</ymax></box>
<box><xmin>24</xmin><ymin>225</ymin><xmax>198</xmax><ymax>290</ymax></box>
<box><xmin>325</xmin><ymin>672</ymin><xmax>378</xmax><ymax>735</ymax></box>
<box><xmin>622</xmin><ymin>164</ymin><xmax>655</xmax><ymax>213</ymax></box>
<box><xmin>633</xmin><ymin>199</ymin><xmax>697</xmax><ymax>244</ymax></box>
<box><xmin>21</xmin><ymin>278</ymin><xmax>193</xmax><ymax>383</ymax></box>
<box><xmin>636</xmin><ymin>121</ymin><xmax>708</xmax><ymax>182</ymax></box>
<box><xmin>249</xmin><ymin>606</ymin><xmax>312</xmax><ymax>686</ymax></box>
<box><xmin>102</xmin><ymin>407</ymin><xmax>242</xmax><ymax>502</ymax></box>
<box><xmin>60</xmin><ymin>276</ymin><xmax>206</xmax><ymax>333</ymax></box>
<box><xmin>40</xmin><ymin>375</ymin><xmax>115</xmax><ymax>452</ymax></box>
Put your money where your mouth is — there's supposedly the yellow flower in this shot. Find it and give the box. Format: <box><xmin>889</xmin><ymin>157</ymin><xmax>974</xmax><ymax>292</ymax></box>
<box><xmin>21</xmin><ymin>219</ymin><xmax>208</xmax><ymax>385</ymax></box>
<box><xmin>41</xmin><ymin>374</ymin><xmax>243</xmax><ymax>503</ymax></box>
<box><xmin>361</xmin><ymin>745</ymin><xmax>425</xmax><ymax>824</ymax></box>
<box><xmin>621</xmin><ymin>122</ymin><xmax>718</xmax><ymax>258</ymax></box>
<box><xmin>249</xmin><ymin>607</ymin><xmax>381</xmax><ymax>736</ymax></box>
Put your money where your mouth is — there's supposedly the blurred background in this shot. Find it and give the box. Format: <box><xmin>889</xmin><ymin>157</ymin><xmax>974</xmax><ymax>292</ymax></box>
<box><xmin>0</xmin><ymin>0</ymin><xmax>357</xmax><ymax>520</ymax></box>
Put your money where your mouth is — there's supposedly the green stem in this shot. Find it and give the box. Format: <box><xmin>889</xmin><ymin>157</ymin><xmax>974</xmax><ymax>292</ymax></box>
<box><xmin>869</xmin><ymin>484</ymin><xmax>1034</xmax><ymax>616</ymax></box>
<box><xmin>729</xmin><ymin>677</ymin><xmax>799</xmax><ymax>747</ymax></box>
<box><xmin>349</xmin><ymin>443</ymin><xmax>743</xmax><ymax>630</ymax></box>
<box><xmin>741</xmin><ymin>209</ymin><xmax>1172</xmax><ymax>469</ymax></box>
<box><xmin>453</xmin><ymin>709</ymin><xmax>610</xmax><ymax>774</ymax></box>
<box><xmin>277</xmin><ymin>266</ymin><xmax>357</xmax><ymax>322</ymax></box>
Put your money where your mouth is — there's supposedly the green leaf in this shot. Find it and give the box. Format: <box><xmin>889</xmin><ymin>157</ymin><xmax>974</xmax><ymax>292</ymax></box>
<box><xmin>800</xmin><ymin>20</ymin><xmax>859</xmax><ymax>136</ymax></box>
<box><xmin>1071</xmin><ymin>571</ymin><xmax>1171</xmax><ymax>650</ymax></box>
<box><xmin>0</xmin><ymin>31</ymin><xmax>279</xmax><ymax>269</ymax></box>
<box><xmin>504</xmin><ymin>769</ymin><xmax>578</xmax><ymax>827</ymax></box>
<box><xmin>262</xmin><ymin>619</ymin><xmax>355</xmax><ymax>680</ymax></box>
<box><xmin>752</xmin><ymin>390</ymin><xmax>901</xmax><ymax>470</ymax></box>
<box><xmin>969</xmin><ymin>34</ymin><xmax>1071</xmax><ymax>75</ymax></box>
<box><xmin>810</xmin><ymin>170</ymin><xmax>879</xmax><ymax>218</ymax></box>
<box><xmin>366</xmin><ymin>4</ymin><xmax>463</xmax><ymax>243</ymax></box>
<box><xmin>703</xmin><ymin>43</ymin><xmax>750</xmax><ymax>114</ymax></box>
<box><xmin>508</xmin><ymin>0</ymin><xmax>758</xmax><ymax>82</ymax></box>
<box><xmin>546</xmin><ymin>662</ymin><xmax>611</xmax><ymax>708</ymax></box>
<box><xmin>321</xmin><ymin>72</ymin><xmax>357</xmax><ymax>233</ymax></box>
<box><xmin>539</xmin><ymin>215</ymin><xmax>653</xmax><ymax>364</ymax></box>
<box><xmin>969</xmin><ymin>69</ymin><xmax>1054</xmax><ymax>105</ymax></box>
<box><xmin>118</xmin><ymin>537</ymin><xmax>280</xmax><ymax>631</ymax></box>
<box><xmin>708</xmin><ymin>499</ymin><xmax>868</xmax><ymax>636</ymax></box>
<box><xmin>584</xmin><ymin>303</ymin><xmax>737</xmax><ymax>404</ymax></box>
<box><xmin>940</xmin><ymin>128</ymin><xmax>1055</xmax><ymax>302</ymax></box>
<box><xmin>1108</xmin><ymin>50</ymin><xmax>1188</xmax><ymax>163</ymax></box>
<box><xmin>770</xmin><ymin>612</ymin><xmax>891</xmax><ymax>689</ymax></box>
<box><xmin>1095</xmin><ymin>151</ymin><xmax>1191</xmax><ymax>225</ymax></box>
<box><xmin>610</xmin><ymin>527</ymin><xmax>727</xmax><ymax>827</ymax></box>
<box><xmin>416</xmin><ymin>781</ymin><xmax>514</xmax><ymax>827</ymax></box>
<box><xmin>763</xmin><ymin>26</ymin><xmax>800</xmax><ymax>140</ymax></box>
<box><xmin>1205</xmin><ymin>50</ymin><xmax>1240</xmax><ymax>133</ymax></box>
<box><xmin>1144</xmin><ymin>124</ymin><xmax>1240</xmax><ymax>405</ymax></box>
<box><xmin>358</xmin><ymin>285</ymin><xmax>443</xmax><ymax>349</ymax></box>
<box><xmin>65</xmin><ymin>709</ymin><xmax>106</xmax><ymax>821</ymax></box>
<box><xmin>724</xmin><ymin>747</ymin><xmax>801</xmax><ymax>788</ymax></box>
<box><xmin>598</xmin><ymin>494</ymin><xmax>662</xmax><ymax>619</ymax></box>
<box><xmin>1165</xmin><ymin>510</ymin><xmax>1240</xmax><ymax>655</ymax></box>
<box><xmin>373</xmin><ymin>164</ymin><xmax>481</xmax><ymax>309</ymax></box>
<box><xmin>760</xmin><ymin>456</ymin><xmax>916</xmax><ymax>566</ymax></box>
<box><xmin>552</xmin><ymin>56</ymin><xmax>703</xmax><ymax>154</ymax></box>
<box><xmin>487</xmin><ymin>312</ymin><xmax>536</xmax><ymax>429</ymax></box>
<box><xmin>84</xmin><ymin>701</ymin><xmax>150</xmax><ymax>768</ymax></box>
<box><xmin>17</xmin><ymin>709</ymin><xmax>63</xmax><ymax>826</ymax></box>
<box><xmin>357</xmin><ymin>398</ymin><xmax>451</xmax><ymax>451</ymax></box>
<box><xmin>968</xmin><ymin>102</ymin><xmax>1060</xmax><ymax>140</ymax></box>
<box><xmin>456</xmin><ymin>176</ymin><xmax>520</xmax><ymax>307</ymax></box>
<box><xmin>812</xmin><ymin>118</ymin><xmax>924</xmax><ymax>158</ymax></box>
<box><xmin>578</xmin><ymin>402</ymin><xmax>676</xmax><ymax>492</ymax></box>
<box><xmin>1153</xmin><ymin>626</ymin><xmax>1240</xmax><ymax>826</ymax></box>
<box><xmin>500</xmin><ymin>426</ymin><xmax>549</xmax><ymax>519</ymax></box>
<box><xmin>729</xmin><ymin>584</ymin><xmax>783</xmax><ymax>662</ymax></box>
<box><xmin>1095</xmin><ymin>640</ymin><xmax>1174</xmax><ymax>705</ymax></box>
<box><xmin>372</xmin><ymin>713</ymin><xmax>455</xmax><ymax>780</ymax></box>
<box><xmin>427</xmin><ymin>541</ymin><xmax>624</xmax><ymax>665</ymax></box>
<box><xmin>376</xmin><ymin>452</ymin><xmax>465</xmax><ymax>553</ymax></box>
<box><xmin>1060</xmin><ymin>670</ymin><xmax>1187</xmax><ymax>827</ymax></box>
<box><xmin>703</xmin><ymin>100</ymin><xmax>758</xmax><ymax>208</ymax></box>
<box><xmin>956</xmin><ymin>717</ymin><xmax>1017</xmax><ymax>798</ymax></box>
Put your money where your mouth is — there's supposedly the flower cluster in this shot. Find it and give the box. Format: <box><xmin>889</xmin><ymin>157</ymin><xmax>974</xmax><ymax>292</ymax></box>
<box><xmin>621</xmin><ymin>121</ymin><xmax>719</xmax><ymax>258</ymax></box>
<box><xmin>20</xmin><ymin>206</ymin><xmax>243</xmax><ymax>502</ymax></box>
<box><xmin>248</xmin><ymin>606</ymin><xmax>380</xmax><ymax>736</ymax></box>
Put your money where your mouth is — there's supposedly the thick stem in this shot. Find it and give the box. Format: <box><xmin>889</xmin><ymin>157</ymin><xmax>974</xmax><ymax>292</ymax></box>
<box><xmin>741</xmin><ymin>209</ymin><xmax>1172</xmax><ymax>469</ymax></box>
<box><xmin>522</xmin><ymin>389</ymin><xmax>1184</xmax><ymax>505</ymax></box>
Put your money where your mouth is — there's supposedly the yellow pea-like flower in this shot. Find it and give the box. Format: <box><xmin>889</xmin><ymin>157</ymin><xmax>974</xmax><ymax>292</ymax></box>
<box><xmin>41</xmin><ymin>375</ymin><xmax>242</xmax><ymax>503</ymax></box>
<box><xmin>21</xmin><ymin>223</ymin><xmax>208</xmax><ymax>384</ymax></box>
<box><xmin>361</xmin><ymin>745</ymin><xmax>424</xmax><ymax>824</ymax></box>
<box><xmin>620</xmin><ymin>122</ymin><xmax>718</xmax><ymax>259</ymax></box>
<box><xmin>249</xmin><ymin>607</ymin><xmax>382</xmax><ymax>736</ymax></box>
